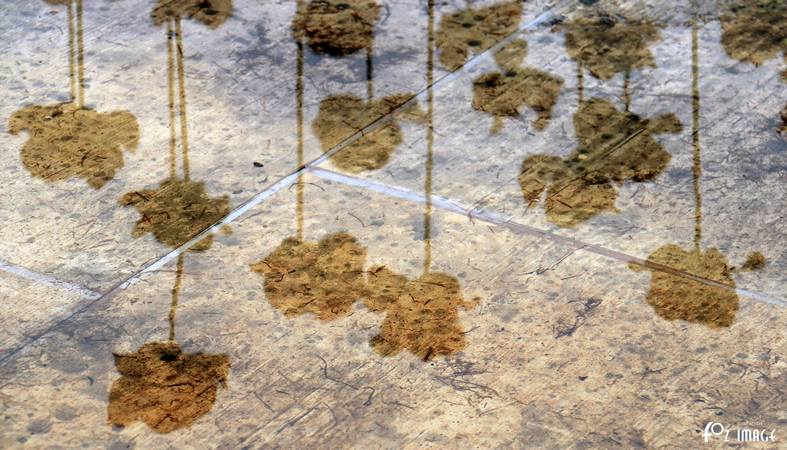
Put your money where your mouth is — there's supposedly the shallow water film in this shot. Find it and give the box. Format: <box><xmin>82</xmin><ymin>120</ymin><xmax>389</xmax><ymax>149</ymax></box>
<box><xmin>0</xmin><ymin>0</ymin><xmax>785</xmax><ymax>448</ymax></box>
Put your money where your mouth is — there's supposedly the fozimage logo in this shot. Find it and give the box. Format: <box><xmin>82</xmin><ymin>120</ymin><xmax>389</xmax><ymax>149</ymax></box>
<box><xmin>703</xmin><ymin>422</ymin><xmax>776</xmax><ymax>443</ymax></box>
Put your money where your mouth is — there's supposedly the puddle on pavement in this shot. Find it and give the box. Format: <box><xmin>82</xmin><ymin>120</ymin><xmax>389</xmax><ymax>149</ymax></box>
<box><xmin>250</xmin><ymin>224</ymin><xmax>478</xmax><ymax>360</ymax></box>
<box><xmin>8</xmin><ymin>0</ymin><xmax>139</xmax><ymax>189</ymax></box>
<box><xmin>251</xmin><ymin>0</ymin><xmax>476</xmax><ymax>360</ymax></box>
<box><xmin>2</xmin><ymin>0</ymin><xmax>785</xmax><ymax>440</ymax></box>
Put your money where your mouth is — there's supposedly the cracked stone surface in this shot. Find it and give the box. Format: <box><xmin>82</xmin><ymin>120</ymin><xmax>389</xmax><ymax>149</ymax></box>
<box><xmin>0</xmin><ymin>0</ymin><xmax>785</xmax><ymax>448</ymax></box>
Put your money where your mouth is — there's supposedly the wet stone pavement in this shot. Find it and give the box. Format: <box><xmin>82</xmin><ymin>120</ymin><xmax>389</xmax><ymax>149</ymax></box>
<box><xmin>0</xmin><ymin>0</ymin><xmax>785</xmax><ymax>448</ymax></box>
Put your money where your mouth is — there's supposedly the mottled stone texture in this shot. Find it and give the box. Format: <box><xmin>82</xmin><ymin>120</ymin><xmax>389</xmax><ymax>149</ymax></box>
<box><xmin>0</xmin><ymin>0</ymin><xmax>785</xmax><ymax>448</ymax></box>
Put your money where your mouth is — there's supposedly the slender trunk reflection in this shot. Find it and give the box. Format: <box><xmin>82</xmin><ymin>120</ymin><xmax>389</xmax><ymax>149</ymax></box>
<box><xmin>109</xmin><ymin>4</ymin><xmax>234</xmax><ymax>433</ymax></box>
<box><xmin>364</xmin><ymin>0</ymin><xmax>476</xmax><ymax>361</ymax></box>
<box><xmin>631</xmin><ymin>6</ymin><xmax>766</xmax><ymax>328</ymax></box>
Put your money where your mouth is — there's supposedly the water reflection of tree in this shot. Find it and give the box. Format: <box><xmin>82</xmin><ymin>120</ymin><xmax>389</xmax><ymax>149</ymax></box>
<box><xmin>563</xmin><ymin>8</ymin><xmax>661</xmax><ymax>81</ymax></box>
<box><xmin>250</xmin><ymin>35</ymin><xmax>370</xmax><ymax>321</ymax></box>
<box><xmin>472</xmin><ymin>39</ymin><xmax>563</xmax><ymax>133</ymax></box>
<box><xmin>8</xmin><ymin>0</ymin><xmax>139</xmax><ymax>189</ymax></box>
<box><xmin>120</xmin><ymin>6</ymin><xmax>231</xmax><ymax>251</ymax></box>
<box><xmin>719</xmin><ymin>1</ymin><xmax>787</xmax><ymax>136</ymax></box>
<box><xmin>108</xmin><ymin>255</ymin><xmax>230</xmax><ymax>432</ymax></box>
<box><xmin>313</xmin><ymin>94</ymin><xmax>425</xmax><ymax>173</ymax></box>
<box><xmin>718</xmin><ymin>1</ymin><xmax>786</xmax><ymax>69</ymax></box>
<box><xmin>252</xmin><ymin>1</ymin><xmax>476</xmax><ymax>361</ymax></box>
<box><xmin>363</xmin><ymin>0</ymin><xmax>476</xmax><ymax>361</ymax></box>
<box><xmin>253</xmin><ymin>231</ymin><xmax>369</xmax><ymax>320</ymax></box>
<box><xmin>436</xmin><ymin>0</ymin><xmax>523</xmax><ymax>71</ymax></box>
<box><xmin>631</xmin><ymin>11</ymin><xmax>765</xmax><ymax>328</ymax></box>
<box><xmin>108</xmin><ymin>4</ymin><xmax>234</xmax><ymax>433</ymax></box>
<box><xmin>519</xmin><ymin>7</ymin><xmax>679</xmax><ymax>226</ymax></box>
<box><xmin>520</xmin><ymin>99</ymin><xmax>681</xmax><ymax>226</ymax></box>
<box><xmin>298</xmin><ymin>0</ymin><xmax>424</xmax><ymax>173</ymax></box>
<box><xmin>151</xmin><ymin>0</ymin><xmax>232</xmax><ymax>28</ymax></box>
<box><xmin>292</xmin><ymin>0</ymin><xmax>381</xmax><ymax>56</ymax></box>
<box><xmin>108</xmin><ymin>342</ymin><xmax>229</xmax><ymax>433</ymax></box>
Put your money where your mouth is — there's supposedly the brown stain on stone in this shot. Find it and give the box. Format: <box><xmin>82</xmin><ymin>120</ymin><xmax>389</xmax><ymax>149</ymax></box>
<box><xmin>563</xmin><ymin>9</ymin><xmax>661</xmax><ymax>80</ymax></box>
<box><xmin>365</xmin><ymin>266</ymin><xmax>476</xmax><ymax>360</ymax></box>
<box><xmin>107</xmin><ymin>342</ymin><xmax>229</xmax><ymax>433</ymax></box>
<box><xmin>436</xmin><ymin>1</ymin><xmax>523</xmax><ymax>71</ymax></box>
<box><xmin>8</xmin><ymin>103</ymin><xmax>139</xmax><ymax>189</ymax></box>
<box><xmin>151</xmin><ymin>0</ymin><xmax>233</xmax><ymax>28</ymax></box>
<box><xmin>519</xmin><ymin>98</ymin><xmax>681</xmax><ymax>226</ymax></box>
<box><xmin>719</xmin><ymin>1</ymin><xmax>787</xmax><ymax>67</ymax></box>
<box><xmin>313</xmin><ymin>94</ymin><xmax>425</xmax><ymax>173</ymax></box>
<box><xmin>472</xmin><ymin>40</ymin><xmax>563</xmax><ymax>133</ymax></box>
<box><xmin>740</xmin><ymin>251</ymin><xmax>766</xmax><ymax>271</ymax></box>
<box><xmin>251</xmin><ymin>232</ymin><xmax>369</xmax><ymax>321</ymax></box>
<box><xmin>292</xmin><ymin>0</ymin><xmax>381</xmax><ymax>56</ymax></box>
<box><xmin>631</xmin><ymin>245</ymin><xmax>739</xmax><ymax>328</ymax></box>
<box><xmin>120</xmin><ymin>178</ymin><xmax>230</xmax><ymax>251</ymax></box>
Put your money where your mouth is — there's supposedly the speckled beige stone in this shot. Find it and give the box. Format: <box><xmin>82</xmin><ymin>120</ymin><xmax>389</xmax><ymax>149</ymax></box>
<box><xmin>1</xmin><ymin>0</ymin><xmax>785</xmax><ymax>448</ymax></box>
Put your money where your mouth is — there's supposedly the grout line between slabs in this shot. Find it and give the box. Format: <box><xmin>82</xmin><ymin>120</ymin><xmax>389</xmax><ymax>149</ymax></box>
<box><xmin>0</xmin><ymin>258</ymin><xmax>101</xmax><ymax>299</ymax></box>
